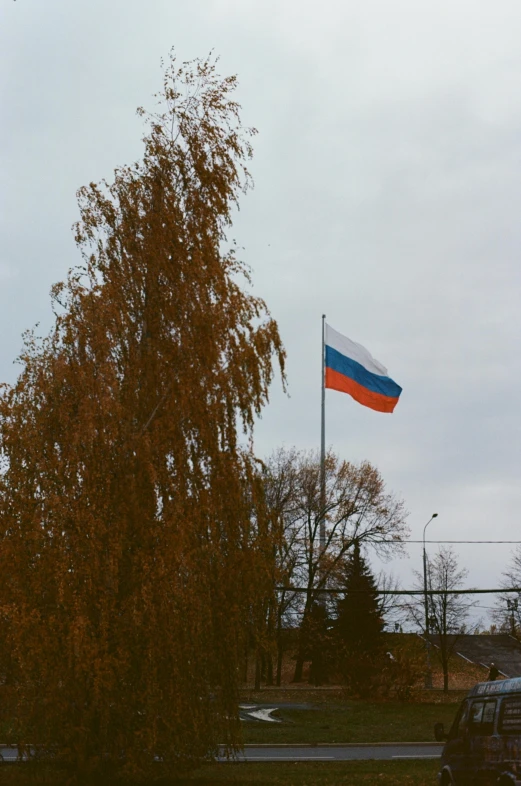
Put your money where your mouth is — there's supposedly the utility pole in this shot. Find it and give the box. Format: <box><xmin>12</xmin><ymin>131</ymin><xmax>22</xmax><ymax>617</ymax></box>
<box><xmin>423</xmin><ymin>513</ymin><xmax>438</xmax><ymax>689</ymax></box>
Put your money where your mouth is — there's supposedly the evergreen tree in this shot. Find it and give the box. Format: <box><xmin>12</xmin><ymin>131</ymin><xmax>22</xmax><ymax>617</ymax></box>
<box><xmin>334</xmin><ymin>542</ymin><xmax>383</xmax><ymax>689</ymax></box>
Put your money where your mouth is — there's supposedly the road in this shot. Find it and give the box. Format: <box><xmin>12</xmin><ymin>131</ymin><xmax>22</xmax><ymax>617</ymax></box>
<box><xmin>223</xmin><ymin>742</ymin><xmax>443</xmax><ymax>762</ymax></box>
<box><xmin>1</xmin><ymin>742</ymin><xmax>443</xmax><ymax>764</ymax></box>
<box><xmin>0</xmin><ymin>747</ymin><xmax>31</xmax><ymax>762</ymax></box>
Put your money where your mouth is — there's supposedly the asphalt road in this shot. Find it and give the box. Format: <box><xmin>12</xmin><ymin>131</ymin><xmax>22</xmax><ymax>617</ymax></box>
<box><xmin>0</xmin><ymin>747</ymin><xmax>31</xmax><ymax>762</ymax></box>
<box><xmin>1</xmin><ymin>742</ymin><xmax>444</xmax><ymax>764</ymax></box>
<box><xmin>223</xmin><ymin>742</ymin><xmax>444</xmax><ymax>762</ymax></box>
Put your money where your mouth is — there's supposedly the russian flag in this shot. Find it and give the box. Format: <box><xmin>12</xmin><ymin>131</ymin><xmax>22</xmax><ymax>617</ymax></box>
<box><xmin>325</xmin><ymin>324</ymin><xmax>402</xmax><ymax>413</ymax></box>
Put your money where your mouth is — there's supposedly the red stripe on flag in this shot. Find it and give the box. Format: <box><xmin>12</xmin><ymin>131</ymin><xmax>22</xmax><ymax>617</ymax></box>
<box><xmin>325</xmin><ymin>368</ymin><xmax>400</xmax><ymax>413</ymax></box>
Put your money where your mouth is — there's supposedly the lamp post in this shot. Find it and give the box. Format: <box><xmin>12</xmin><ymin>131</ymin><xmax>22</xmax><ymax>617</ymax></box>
<box><xmin>423</xmin><ymin>513</ymin><xmax>438</xmax><ymax>688</ymax></box>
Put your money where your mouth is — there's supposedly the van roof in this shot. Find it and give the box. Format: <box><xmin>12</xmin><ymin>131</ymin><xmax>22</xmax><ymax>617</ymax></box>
<box><xmin>469</xmin><ymin>676</ymin><xmax>521</xmax><ymax>697</ymax></box>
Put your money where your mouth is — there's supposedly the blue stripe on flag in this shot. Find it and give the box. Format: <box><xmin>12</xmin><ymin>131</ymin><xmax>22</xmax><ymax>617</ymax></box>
<box><xmin>325</xmin><ymin>346</ymin><xmax>402</xmax><ymax>399</ymax></box>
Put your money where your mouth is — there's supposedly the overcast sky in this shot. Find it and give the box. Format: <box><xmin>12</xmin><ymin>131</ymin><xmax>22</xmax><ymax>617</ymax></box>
<box><xmin>1</xmin><ymin>0</ymin><xmax>520</xmax><ymax>622</ymax></box>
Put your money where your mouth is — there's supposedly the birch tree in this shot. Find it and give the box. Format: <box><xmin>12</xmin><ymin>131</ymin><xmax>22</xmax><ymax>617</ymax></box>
<box><xmin>0</xmin><ymin>52</ymin><xmax>285</xmax><ymax>778</ymax></box>
<box><xmin>406</xmin><ymin>547</ymin><xmax>476</xmax><ymax>692</ymax></box>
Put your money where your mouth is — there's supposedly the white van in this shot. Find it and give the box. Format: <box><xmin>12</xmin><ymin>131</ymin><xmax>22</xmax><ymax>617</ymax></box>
<box><xmin>435</xmin><ymin>676</ymin><xmax>521</xmax><ymax>784</ymax></box>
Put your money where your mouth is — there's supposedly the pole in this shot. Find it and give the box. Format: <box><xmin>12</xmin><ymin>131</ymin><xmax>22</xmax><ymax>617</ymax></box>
<box><xmin>318</xmin><ymin>315</ymin><xmax>326</xmax><ymax>608</ymax></box>
<box><xmin>320</xmin><ymin>315</ymin><xmax>326</xmax><ymax>552</ymax></box>
<box><xmin>423</xmin><ymin>513</ymin><xmax>438</xmax><ymax>689</ymax></box>
<box><xmin>423</xmin><ymin>547</ymin><xmax>429</xmax><ymax>638</ymax></box>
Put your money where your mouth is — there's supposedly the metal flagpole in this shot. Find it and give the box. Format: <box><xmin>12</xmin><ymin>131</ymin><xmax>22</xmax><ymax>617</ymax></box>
<box><xmin>319</xmin><ymin>315</ymin><xmax>326</xmax><ymax>596</ymax></box>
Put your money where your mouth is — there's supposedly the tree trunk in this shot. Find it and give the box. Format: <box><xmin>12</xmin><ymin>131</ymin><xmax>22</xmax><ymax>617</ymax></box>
<box><xmin>292</xmin><ymin>600</ymin><xmax>312</xmax><ymax>682</ymax></box>
<box><xmin>266</xmin><ymin>653</ymin><xmax>274</xmax><ymax>686</ymax></box>
<box><xmin>292</xmin><ymin>652</ymin><xmax>305</xmax><ymax>682</ymax></box>
<box><xmin>276</xmin><ymin>640</ymin><xmax>283</xmax><ymax>686</ymax></box>
<box><xmin>254</xmin><ymin>650</ymin><xmax>262</xmax><ymax>691</ymax></box>
<box><xmin>242</xmin><ymin>642</ymin><xmax>249</xmax><ymax>684</ymax></box>
<box><xmin>309</xmin><ymin>655</ymin><xmax>322</xmax><ymax>686</ymax></box>
<box><xmin>275</xmin><ymin>602</ymin><xmax>284</xmax><ymax>686</ymax></box>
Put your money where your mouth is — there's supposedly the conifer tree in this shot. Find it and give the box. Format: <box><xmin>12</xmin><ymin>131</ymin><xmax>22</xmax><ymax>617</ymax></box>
<box><xmin>334</xmin><ymin>542</ymin><xmax>383</xmax><ymax>689</ymax></box>
<box><xmin>0</xmin><ymin>52</ymin><xmax>285</xmax><ymax>778</ymax></box>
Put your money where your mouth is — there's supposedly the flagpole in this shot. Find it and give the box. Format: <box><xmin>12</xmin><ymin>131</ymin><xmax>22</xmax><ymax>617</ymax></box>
<box><xmin>320</xmin><ymin>314</ymin><xmax>326</xmax><ymax>592</ymax></box>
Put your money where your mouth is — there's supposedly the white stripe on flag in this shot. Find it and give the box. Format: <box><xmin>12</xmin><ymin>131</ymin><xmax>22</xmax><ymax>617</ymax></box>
<box><xmin>325</xmin><ymin>324</ymin><xmax>388</xmax><ymax>377</ymax></box>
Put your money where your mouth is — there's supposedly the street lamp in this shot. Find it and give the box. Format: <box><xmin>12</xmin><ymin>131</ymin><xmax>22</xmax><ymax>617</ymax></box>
<box><xmin>423</xmin><ymin>513</ymin><xmax>438</xmax><ymax>688</ymax></box>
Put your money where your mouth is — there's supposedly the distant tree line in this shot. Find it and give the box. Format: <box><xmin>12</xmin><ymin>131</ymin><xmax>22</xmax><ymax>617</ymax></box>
<box><xmin>255</xmin><ymin>448</ymin><xmax>491</xmax><ymax>694</ymax></box>
<box><xmin>253</xmin><ymin>447</ymin><xmax>408</xmax><ymax>691</ymax></box>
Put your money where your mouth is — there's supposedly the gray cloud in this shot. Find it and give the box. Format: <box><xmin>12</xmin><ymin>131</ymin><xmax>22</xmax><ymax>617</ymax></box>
<box><xmin>1</xmin><ymin>0</ymin><xmax>520</xmax><ymax>604</ymax></box>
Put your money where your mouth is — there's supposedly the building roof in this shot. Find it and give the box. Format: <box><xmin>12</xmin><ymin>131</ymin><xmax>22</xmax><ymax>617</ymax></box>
<box><xmin>427</xmin><ymin>633</ymin><xmax>521</xmax><ymax>678</ymax></box>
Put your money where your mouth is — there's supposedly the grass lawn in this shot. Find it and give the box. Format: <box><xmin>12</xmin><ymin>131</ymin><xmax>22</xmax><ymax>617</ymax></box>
<box><xmin>186</xmin><ymin>760</ymin><xmax>439</xmax><ymax>785</ymax></box>
<box><xmin>241</xmin><ymin>698</ymin><xmax>459</xmax><ymax>744</ymax></box>
<box><xmin>0</xmin><ymin>760</ymin><xmax>439</xmax><ymax>785</ymax></box>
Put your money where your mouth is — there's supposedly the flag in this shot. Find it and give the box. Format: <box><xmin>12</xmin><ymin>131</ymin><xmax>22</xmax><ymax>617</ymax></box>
<box><xmin>325</xmin><ymin>324</ymin><xmax>402</xmax><ymax>413</ymax></box>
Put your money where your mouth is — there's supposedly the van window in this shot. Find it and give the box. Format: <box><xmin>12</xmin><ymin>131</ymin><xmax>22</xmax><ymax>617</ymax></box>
<box><xmin>499</xmin><ymin>698</ymin><xmax>521</xmax><ymax>733</ymax></box>
<box><xmin>469</xmin><ymin>699</ymin><xmax>496</xmax><ymax>735</ymax></box>
<box><xmin>448</xmin><ymin>700</ymin><xmax>469</xmax><ymax>739</ymax></box>
<box><xmin>457</xmin><ymin>702</ymin><xmax>469</xmax><ymax>736</ymax></box>
<box><xmin>470</xmin><ymin>701</ymin><xmax>484</xmax><ymax>724</ymax></box>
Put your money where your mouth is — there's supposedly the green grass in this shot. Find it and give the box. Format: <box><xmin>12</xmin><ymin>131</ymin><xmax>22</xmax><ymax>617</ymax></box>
<box><xmin>0</xmin><ymin>760</ymin><xmax>439</xmax><ymax>785</ymax></box>
<box><xmin>187</xmin><ymin>760</ymin><xmax>439</xmax><ymax>785</ymax></box>
<box><xmin>0</xmin><ymin>694</ymin><xmax>456</xmax><ymax>783</ymax></box>
<box><xmin>241</xmin><ymin>699</ymin><xmax>459</xmax><ymax>744</ymax></box>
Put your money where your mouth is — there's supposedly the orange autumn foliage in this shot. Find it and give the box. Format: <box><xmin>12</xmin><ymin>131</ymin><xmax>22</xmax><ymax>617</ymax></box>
<box><xmin>0</xmin><ymin>52</ymin><xmax>285</xmax><ymax>778</ymax></box>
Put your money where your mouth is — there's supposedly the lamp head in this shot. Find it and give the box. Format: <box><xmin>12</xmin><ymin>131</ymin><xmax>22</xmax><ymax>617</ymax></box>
<box><xmin>432</xmin><ymin>513</ymin><xmax>438</xmax><ymax>518</ymax></box>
